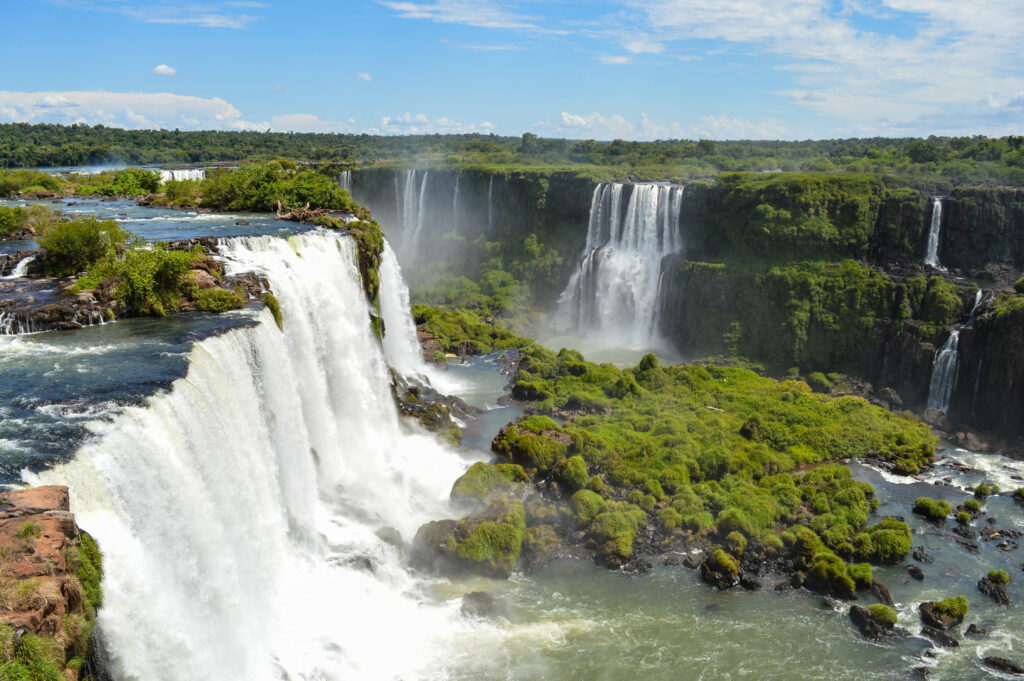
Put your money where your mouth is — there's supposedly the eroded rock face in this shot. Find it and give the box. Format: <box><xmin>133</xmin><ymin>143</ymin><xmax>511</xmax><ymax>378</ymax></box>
<box><xmin>0</xmin><ymin>485</ymin><xmax>102</xmax><ymax>681</ymax></box>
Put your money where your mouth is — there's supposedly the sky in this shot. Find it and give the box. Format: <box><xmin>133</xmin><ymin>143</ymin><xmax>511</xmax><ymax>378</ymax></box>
<box><xmin>0</xmin><ymin>0</ymin><xmax>1022</xmax><ymax>140</ymax></box>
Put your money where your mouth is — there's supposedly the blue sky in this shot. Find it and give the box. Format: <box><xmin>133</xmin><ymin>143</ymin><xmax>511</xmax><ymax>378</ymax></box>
<box><xmin>1</xmin><ymin>0</ymin><xmax>1022</xmax><ymax>140</ymax></box>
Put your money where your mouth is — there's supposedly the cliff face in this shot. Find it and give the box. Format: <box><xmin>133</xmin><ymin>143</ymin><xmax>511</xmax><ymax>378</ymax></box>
<box><xmin>0</xmin><ymin>485</ymin><xmax>103</xmax><ymax>681</ymax></box>
<box><xmin>940</xmin><ymin>188</ymin><xmax>1024</xmax><ymax>272</ymax></box>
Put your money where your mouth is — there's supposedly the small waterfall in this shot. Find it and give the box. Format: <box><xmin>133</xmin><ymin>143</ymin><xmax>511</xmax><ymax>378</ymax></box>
<box><xmin>556</xmin><ymin>182</ymin><xmax>684</xmax><ymax>348</ymax></box>
<box><xmin>926</xmin><ymin>329</ymin><xmax>960</xmax><ymax>413</ymax></box>
<box><xmin>487</xmin><ymin>176</ymin><xmax>494</xmax><ymax>233</ymax></box>
<box><xmin>379</xmin><ymin>243</ymin><xmax>430</xmax><ymax>379</ymax></box>
<box><xmin>393</xmin><ymin>170</ymin><xmax>430</xmax><ymax>253</ymax></box>
<box><xmin>158</xmin><ymin>168</ymin><xmax>206</xmax><ymax>183</ymax></box>
<box><xmin>338</xmin><ymin>170</ymin><xmax>352</xmax><ymax>192</ymax></box>
<box><xmin>971</xmin><ymin>350</ymin><xmax>985</xmax><ymax>419</ymax></box>
<box><xmin>452</xmin><ymin>173</ymin><xmax>461</xmax><ymax>233</ymax></box>
<box><xmin>966</xmin><ymin>288</ymin><xmax>984</xmax><ymax>326</ymax></box>
<box><xmin>1</xmin><ymin>255</ymin><xmax>35</xmax><ymax>279</ymax></box>
<box><xmin>29</xmin><ymin>231</ymin><xmax>473</xmax><ymax>681</ymax></box>
<box><xmin>924</xmin><ymin>197</ymin><xmax>945</xmax><ymax>270</ymax></box>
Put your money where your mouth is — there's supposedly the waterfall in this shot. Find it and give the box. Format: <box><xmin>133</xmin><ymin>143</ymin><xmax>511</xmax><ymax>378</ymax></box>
<box><xmin>1</xmin><ymin>255</ymin><xmax>35</xmax><ymax>279</ymax></box>
<box><xmin>487</xmin><ymin>176</ymin><xmax>494</xmax><ymax>233</ymax></box>
<box><xmin>971</xmin><ymin>350</ymin><xmax>985</xmax><ymax>419</ymax></box>
<box><xmin>926</xmin><ymin>329</ymin><xmax>960</xmax><ymax>413</ymax></box>
<box><xmin>393</xmin><ymin>170</ymin><xmax>430</xmax><ymax>253</ymax></box>
<box><xmin>158</xmin><ymin>168</ymin><xmax>206</xmax><ymax>183</ymax></box>
<box><xmin>29</xmin><ymin>231</ymin><xmax>474</xmax><ymax>681</ymax></box>
<box><xmin>966</xmin><ymin>288</ymin><xmax>984</xmax><ymax>326</ymax></box>
<box><xmin>556</xmin><ymin>182</ymin><xmax>684</xmax><ymax>349</ymax></box>
<box><xmin>924</xmin><ymin>197</ymin><xmax>945</xmax><ymax>270</ymax></box>
<box><xmin>452</xmin><ymin>173</ymin><xmax>461</xmax><ymax>233</ymax></box>
<box><xmin>338</xmin><ymin>170</ymin><xmax>352</xmax><ymax>193</ymax></box>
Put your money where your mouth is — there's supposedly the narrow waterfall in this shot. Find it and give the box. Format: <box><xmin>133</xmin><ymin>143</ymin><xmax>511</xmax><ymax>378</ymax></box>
<box><xmin>924</xmin><ymin>197</ymin><xmax>945</xmax><ymax>269</ymax></box>
<box><xmin>487</xmin><ymin>176</ymin><xmax>494</xmax><ymax>233</ymax></box>
<box><xmin>966</xmin><ymin>288</ymin><xmax>984</xmax><ymax>325</ymax></box>
<box><xmin>393</xmin><ymin>170</ymin><xmax>431</xmax><ymax>253</ymax></box>
<box><xmin>30</xmin><ymin>232</ymin><xmax>473</xmax><ymax>681</ymax></box>
<box><xmin>452</xmin><ymin>173</ymin><xmax>461</xmax><ymax>233</ymax></box>
<box><xmin>926</xmin><ymin>329</ymin><xmax>960</xmax><ymax>412</ymax></box>
<box><xmin>338</xmin><ymin>170</ymin><xmax>352</xmax><ymax>192</ymax></box>
<box><xmin>158</xmin><ymin>168</ymin><xmax>206</xmax><ymax>183</ymax></box>
<box><xmin>1</xmin><ymin>255</ymin><xmax>35</xmax><ymax>279</ymax></box>
<box><xmin>556</xmin><ymin>182</ymin><xmax>684</xmax><ymax>348</ymax></box>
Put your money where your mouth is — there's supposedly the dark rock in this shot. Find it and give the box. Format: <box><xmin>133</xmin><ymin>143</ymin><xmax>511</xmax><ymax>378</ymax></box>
<box><xmin>919</xmin><ymin>601</ymin><xmax>965</xmax><ymax>630</ymax></box>
<box><xmin>953</xmin><ymin>523</ymin><xmax>977</xmax><ymax>539</ymax></box>
<box><xmin>978</xmin><ymin>577</ymin><xmax>1014</xmax><ymax>606</ymax></box>
<box><xmin>910</xmin><ymin>666</ymin><xmax>930</xmax><ymax>680</ymax></box>
<box><xmin>375</xmin><ymin>526</ymin><xmax>404</xmax><ymax>549</ymax></box>
<box><xmin>662</xmin><ymin>556</ymin><xmax>681</xmax><ymax>567</ymax></box>
<box><xmin>343</xmin><ymin>555</ymin><xmax>375</xmax><ymax>573</ymax></box>
<box><xmin>912</xmin><ymin>546</ymin><xmax>935</xmax><ymax>563</ymax></box>
<box><xmin>235</xmin><ymin>220</ymin><xmax>250</xmax><ymax>225</ymax></box>
<box><xmin>984</xmin><ymin>657</ymin><xmax>1024</xmax><ymax>675</ymax></box>
<box><xmin>849</xmin><ymin>605</ymin><xmax>909</xmax><ymax>641</ymax></box>
<box><xmin>965</xmin><ymin>623</ymin><xmax>989</xmax><ymax>636</ymax></box>
<box><xmin>460</xmin><ymin>591</ymin><xmax>502</xmax><ymax>619</ymax></box>
<box><xmin>700</xmin><ymin>554</ymin><xmax>740</xmax><ymax>590</ymax></box>
<box><xmin>907</xmin><ymin>565</ymin><xmax>925</xmax><ymax>580</ymax></box>
<box><xmin>791</xmin><ymin>571</ymin><xmax>806</xmax><ymax>588</ymax></box>
<box><xmin>920</xmin><ymin>624</ymin><xmax>959</xmax><ymax>647</ymax></box>
<box><xmin>774</xmin><ymin>580</ymin><xmax>794</xmax><ymax>593</ymax></box>
<box><xmin>871</xmin><ymin>581</ymin><xmax>895</xmax><ymax>606</ymax></box>
<box><xmin>682</xmin><ymin>553</ymin><xmax>702</xmax><ymax>570</ymax></box>
<box><xmin>739</xmin><ymin>575</ymin><xmax>762</xmax><ymax>590</ymax></box>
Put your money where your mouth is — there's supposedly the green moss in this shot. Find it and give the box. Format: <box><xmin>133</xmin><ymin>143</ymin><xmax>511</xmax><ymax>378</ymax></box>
<box><xmin>263</xmin><ymin>292</ymin><xmax>283</xmax><ymax>330</ymax></box>
<box><xmin>848</xmin><ymin>562</ymin><xmax>874</xmax><ymax>589</ymax></box>
<box><xmin>964</xmin><ymin>498</ymin><xmax>982</xmax><ymax>512</ymax></box>
<box><xmin>934</xmin><ymin>595</ymin><xmax>969</xmax><ymax>619</ymax></box>
<box><xmin>725</xmin><ymin>531</ymin><xmax>747</xmax><ymax>556</ymax></box>
<box><xmin>447</xmin><ymin>499</ymin><xmax>526</xmax><ymax>576</ymax></box>
<box><xmin>852</xmin><ymin>518</ymin><xmax>912</xmax><ymax>564</ymax></box>
<box><xmin>867</xmin><ymin>604</ymin><xmax>898</xmax><ymax>626</ymax></box>
<box><xmin>956</xmin><ymin>511</ymin><xmax>972</xmax><ymax>524</ymax></box>
<box><xmin>492</xmin><ymin>422</ymin><xmax>568</xmax><ymax>472</ymax></box>
<box><xmin>709</xmin><ymin>549</ymin><xmax>740</xmax><ymax>578</ymax></box>
<box><xmin>808</xmin><ymin>550</ymin><xmax>857</xmax><ymax>599</ymax></box>
<box><xmin>77</xmin><ymin>533</ymin><xmax>103</xmax><ymax>611</ymax></box>
<box><xmin>450</xmin><ymin>462</ymin><xmax>529</xmax><ymax>504</ymax></box>
<box><xmin>1013</xmin><ymin>277</ymin><xmax>1024</xmax><ymax>294</ymax></box>
<box><xmin>988</xmin><ymin>569</ymin><xmax>1011</xmax><ymax>585</ymax></box>
<box><xmin>588</xmin><ymin>475</ymin><xmax>608</xmax><ymax>495</ymax></box>
<box><xmin>913</xmin><ymin>497</ymin><xmax>952</xmax><ymax>521</ymax></box>
<box><xmin>974</xmin><ymin>482</ymin><xmax>993</xmax><ymax>499</ymax></box>
<box><xmin>348</xmin><ymin>220</ymin><xmax>385</xmax><ymax>305</ymax></box>
<box><xmin>587</xmin><ymin>502</ymin><xmax>646</xmax><ymax>564</ymax></box>
<box><xmin>572</xmin><ymin>489</ymin><xmax>606</xmax><ymax>526</ymax></box>
<box><xmin>195</xmin><ymin>287</ymin><xmax>245</xmax><ymax>313</ymax></box>
<box><xmin>554</xmin><ymin>455</ymin><xmax>589</xmax><ymax>491</ymax></box>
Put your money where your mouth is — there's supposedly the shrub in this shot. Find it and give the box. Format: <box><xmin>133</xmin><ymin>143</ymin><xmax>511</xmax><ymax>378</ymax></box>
<box><xmin>848</xmin><ymin>562</ymin><xmax>873</xmax><ymax>589</ymax></box>
<box><xmin>956</xmin><ymin>511</ymin><xmax>972</xmax><ymax>524</ymax></box>
<box><xmin>15</xmin><ymin>520</ymin><xmax>42</xmax><ymax>540</ymax></box>
<box><xmin>974</xmin><ymin>483</ymin><xmax>993</xmax><ymax>499</ymax></box>
<box><xmin>913</xmin><ymin>497</ymin><xmax>952</xmax><ymax>521</ymax></box>
<box><xmin>554</xmin><ymin>455</ymin><xmax>589</xmax><ymax>491</ymax></box>
<box><xmin>36</xmin><ymin>218</ymin><xmax>127</xmax><ymax>276</ymax></box>
<box><xmin>988</xmin><ymin>569</ymin><xmax>1011</xmax><ymax>585</ymax></box>
<box><xmin>709</xmin><ymin>549</ymin><xmax>739</xmax><ymax>578</ymax></box>
<box><xmin>1014</xmin><ymin>276</ymin><xmax>1024</xmax><ymax>294</ymax></box>
<box><xmin>572</xmin><ymin>489</ymin><xmax>606</xmax><ymax>526</ymax></box>
<box><xmin>725</xmin><ymin>531</ymin><xmax>748</xmax><ymax>556</ymax></box>
<box><xmin>867</xmin><ymin>604</ymin><xmax>898</xmax><ymax>626</ymax></box>
<box><xmin>808</xmin><ymin>551</ymin><xmax>856</xmax><ymax>599</ymax></box>
<box><xmin>934</xmin><ymin>595</ymin><xmax>969</xmax><ymax>619</ymax></box>
<box><xmin>195</xmin><ymin>287</ymin><xmax>245</xmax><ymax>313</ymax></box>
<box><xmin>964</xmin><ymin>498</ymin><xmax>982</xmax><ymax>512</ymax></box>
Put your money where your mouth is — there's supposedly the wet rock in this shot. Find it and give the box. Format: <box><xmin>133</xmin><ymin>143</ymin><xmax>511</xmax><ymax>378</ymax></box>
<box><xmin>922</xmin><ymin>408</ymin><xmax>954</xmax><ymax>432</ymax></box>
<box><xmin>912</xmin><ymin>546</ymin><xmax>935</xmax><ymax>563</ymax></box>
<box><xmin>984</xmin><ymin>657</ymin><xmax>1024</xmax><ymax>675</ymax></box>
<box><xmin>952</xmin><ymin>536</ymin><xmax>980</xmax><ymax>554</ymax></box>
<box><xmin>910</xmin><ymin>666</ymin><xmax>930</xmax><ymax>680</ymax></box>
<box><xmin>739</xmin><ymin>575</ymin><xmax>762</xmax><ymax>591</ymax></box>
<box><xmin>871</xmin><ymin>581</ymin><xmax>895</xmax><ymax>607</ymax></box>
<box><xmin>966</xmin><ymin>623</ymin><xmax>989</xmax><ymax>636</ymax></box>
<box><xmin>791</xmin><ymin>571</ymin><xmax>807</xmax><ymax>588</ymax></box>
<box><xmin>875</xmin><ymin>386</ymin><xmax>903</xmax><ymax>409</ymax></box>
<box><xmin>460</xmin><ymin>591</ymin><xmax>502</xmax><ymax>618</ymax></box>
<box><xmin>682</xmin><ymin>553</ymin><xmax>703</xmax><ymax>570</ymax></box>
<box><xmin>375</xmin><ymin>526</ymin><xmax>404</xmax><ymax>550</ymax></box>
<box><xmin>920</xmin><ymin>625</ymin><xmax>959</xmax><ymax>647</ymax></box>
<box><xmin>700</xmin><ymin>552</ymin><xmax>740</xmax><ymax>590</ymax></box>
<box><xmin>907</xmin><ymin>565</ymin><xmax>924</xmax><ymax>580</ymax></box>
<box><xmin>953</xmin><ymin>523</ymin><xmax>977</xmax><ymax>539</ymax></box>
<box><xmin>235</xmin><ymin>220</ymin><xmax>250</xmax><ymax>225</ymax></box>
<box><xmin>978</xmin><ymin>577</ymin><xmax>1013</xmax><ymax>606</ymax></box>
<box><xmin>849</xmin><ymin>605</ymin><xmax>909</xmax><ymax>641</ymax></box>
<box><xmin>774</xmin><ymin>579</ymin><xmax>794</xmax><ymax>593</ymax></box>
<box><xmin>919</xmin><ymin>601</ymin><xmax>965</xmax><ymax>630</ymax></box>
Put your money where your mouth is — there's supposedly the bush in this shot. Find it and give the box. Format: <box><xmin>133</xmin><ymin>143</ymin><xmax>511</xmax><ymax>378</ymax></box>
<box><xmin>572</xmin><ymin>489</ymin><xmax>606</xmax><ymax>526</ymax></box>
<box><xmin>848</xmin><ymin>562</ymin><xmax>873</xmax><ymax>589</ymax></box>
<box><xmin>974</xmin><ymin>483</ymin><xmax>992</xmax><ymax>499</ymax></box>
<box><xmin>956</xmin><ymin>511</ymin><xmax>972</xmax><ymax>524</ymax></box>
<box><xmin>867</xmin><ymin>604</ymin><xmax>898</xmax><ymax>626</ymax></box>
<box><xmin>36</xmin><ymin>218</ymin><xmax>127</xmax><ymax>276</ymax></box>
<box><xmin>1014</xmin><ymin>277</ymin><xmax>1024</xmax><ymax>294</ymax></box>
<box><xmin>964</xmin><ymin>498</ymin><xmax>982</xmax><ymax>512</ymax></box>
<box><xmin>195</xmin><ymin>287</ymin><xmax>245</xmax><ymax>313</ymax></box>
<box><xmin>913</xmin><ymin>497</ymin><xmax>952</xmax><ymax>521</ymax></box>
<box><xmin>709</xmin><ymin>549</ymin><xmax>740</xmax><ymax>578</ymax></box>
<box><xmin>934</xmin><ymin>595</ymin><xmax>969</xmax><ymax>619</ymax></box>
<box><xmin>554</xmin><ymin>455</ymin><xmax>589</xmax><ymax>491</ymax></box>
<box><xmin>988</xmin><ymin>569</ymin><xmax>1011</xmax><ymax>585</ymax></box>
<box><xmin>725</xmin><ymin>531</ymin><xmax>748</xmax><ymax>556</ymax></box>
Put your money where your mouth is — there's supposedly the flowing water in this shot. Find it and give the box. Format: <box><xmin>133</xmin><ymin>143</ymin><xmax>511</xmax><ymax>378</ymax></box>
<box><xmin>927</xmin><ymin>330</ymin><xmax>961</xmax><ymax>413</ymax></box>
<box><xmin>925</xmin><ymin>197</ymin><xmax>945</xmax><ymax>270</ymax></box>
<box><xmin>158</xmin><ymin>168</ymin><xmax>206</xmax><ymax>183</ymax></box>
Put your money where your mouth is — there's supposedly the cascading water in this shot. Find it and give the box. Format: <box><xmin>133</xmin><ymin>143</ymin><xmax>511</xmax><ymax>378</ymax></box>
<box><xmin>338</xmin><ymin>170</ymin><xmax>352</xmax><ymax>192</ymax></box>
<box><xmin>158</xmin><ymin>168</ymin><xmax>206</xmax><ymax>183</ymax></box>
<box><xmin>924</xmin><ymin>197</ymin><xmax>945</xmax><ymax>270</ymax></box>
<box><xmin>487</xmin><ymin>176</ymin><xmax>494</xmax><ymax>233</ymax></box>
<box><xmin>966</xmin><ymin>288</ymin><xmax>984</xmax><ymax>325</ymax></box>
<box><xmin>926</xmin><ymin>329</ymin><xmax>960</xmax><ymax>412</ymax></box>
<box><xmin>29</xmin><ymin>231</ymin><xmax>476</xmax><ymax>681</ymax></box>
<box><xmin>453</xmin><ymin>173</ymin><xmax>461</xmax><ymax>233</ymax></box>
<box><xmin>556</xmin><ymin>182</ymin><xmax>684</xmax><ymax>349</ymax></box>
<box><xmin>1</xmin><ymin>255</ymin><xmax>35</xmax><ymax>279</ymax></box>
<box><xmin>393</xmin><ymin>170</ymin><xmax>431</xmax><ymax>254</ymax></box>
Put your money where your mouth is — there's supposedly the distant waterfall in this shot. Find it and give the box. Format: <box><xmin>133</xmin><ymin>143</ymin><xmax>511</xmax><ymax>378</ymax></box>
<box><xmin>453</xmin><ymin>174</ymin><xmax>461</xmax><ymax>233</ymax></box>
<box><xmin>394</xmin><ymin>170</ymin><xmax>430</xmax><ymax>253</ymax></box>
<box><xmin>926</xmin><ymin>329</ymin><xmax>960</xmax><ymax>412</ymax></box>
<box><xmin>556</xmin><ymin>182</ymin><xmax>684</xmax><ymax>348</ymax></box>
<box><xmin>487</xmin><ymin>176</ymin><xmax>494</xmax><ymax>233</ymax></box>
<box><xmin>339</xmin><ymin>170</ymin><xmax>352</xmax><ymax>192</ymax></box>
<box><xmin>30</xmin><ymin>231</ymin><xmax>472</xmax><ymax>681</ymax></box>
<box><xmin>966</xmin><ymin>288</ymin><xmax>984</xmax><ymax>326</ymax></box>
<box><xmin>158</xmin><ymin>168</ymin><xmax>205</xmax><ymax>183</ymax></box>
<box><xmin>924</xmin><ymin>197</ymin><xmax>945</xmax><ymax>269</ymax></box>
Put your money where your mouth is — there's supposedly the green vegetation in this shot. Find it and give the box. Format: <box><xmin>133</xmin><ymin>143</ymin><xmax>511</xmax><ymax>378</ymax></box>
<box><xmin>263</xmin><ymin>292</ymin><xmax>283</xmax><ymax>330</ymax></box>
<box><xmin>450</xmin><ymin>462</ymin><xmax>529</xmax><ymax>504</ymax></box>
<box><xmin>848</xmin><ymin>562</ymin><xmax>874</xmax><ymax>589</ymax></box>
<box><xmin>988</xmin><ymin>569</ymin><xmax>1011</xmax><ymax>585</ymax></box>
<box><xmin>554</xmin><ymin>455</ymin><xmax>589</xmax><ymax>491</ymax></box>
<box><xmin>934</xmin><ymin>595</ymin><xmax>970</xmax><ymax>619</ymax></box>
<box><xmin>198</xmin><ymin>162</ymin><xmax>364</xmax><ymax>214</ymax></box>
<box><xmin>0</xmin><ymin>624</ymin><xmax>63</xmax><ymax>681</ymax></box>
<box><xmin>0</xmin><ymin>204</ymin><xmax>57</xmax><ymax>238</ymax></box>
<box><xmin>72</xmin><ymin>243</ymin><xmax>203</xmax><ymax>316</ymax></box>
<box><xmin>708</xmin><ymin>549</ymin><xmax>740</xmax><ymax>580</ymax></box>
<box><xmin>974</xmin><ymin>482</ymin><xmax>993</xmax><ymax>499</ymax></box>
<box><xmin>964</xmin><ymin>498</ymin><xmax>982</xmax><ymax>512</ymax></box>
<box><xmin>72</xmin><ymin>168</ymin><xmax>160</xmax><ymax>196</ymax></box>
<box><xmin>15</xmin><ymin>520</ymin><xmax>42</xmax><ymax>540</ymax></box>
<box><xmin>194</xmin><ymin>287</ymin><xmax>245</xmax><ymax>313</ymax></box>
<box><xmin>913</xmin><ymin>497</ymin><xmax>952</xmax><ymax>521</ymax></box>
<box><xmin>957</xmin><ymin>511</ymin><xmax>972</xmax><ymax>524</ymax></box>
<box><xmin>1013</xmin><ymin>277</ymin><xmax>1024</xmax><ymax>294</ymax></box>
<box><xmin>445</xmin><ymin>498</ymin><xmax>526</xmax><ymax>576</ymax></box>
<box><xmin>867</xmin><ymin>604</ymin><xmax>898</xmax><ymax>626</ymax></box>
<box><xmin>36</xmin><ymin>217</ymin><xmax>127</xmax><ymax>276</ymax></box>
<box><xmin>412</xmin><ymin>307</ymin><xmax>528</xmax><ymax>355</ymax></box>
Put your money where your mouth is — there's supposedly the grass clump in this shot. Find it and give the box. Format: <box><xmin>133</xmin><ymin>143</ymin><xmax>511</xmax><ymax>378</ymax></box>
<box><xmin>571</xmin><ymin>489</ymin><xmax>606</xmax><ymax>526</ymax></box>
<box><xmin>709</xmin><ymin>549</ymin><xmax>740</xmax><ymax>579</ymax></box>
<box><xmin>848</xmin><ymin>562</ymin><xmax>874</xmax><ymax>589</ymax></box>
<box><xmin>195</xmin><ymin>287</ymin><xmax>245</xmax><ymax>313</ymax></box>
<box><xmin>554</xmin><ymin>455</ymin><xmax>588</xmax><ymax>491</ymax></box>
<box><xmin>934</xmin><ymin>595</ymin><xmax>969</xmax><ymax>619</ymax></box>
<box><xmin>15</xmin><ymin>520</ymin><xmax>41</xmax><ymax>540</ymax></box>
<box><xmin>263</xmin><ymin>292</ymin><xmax>283</xmax><ymax>330</ymax></box>
<box><xmin>450</xmin><ymin>462</ymin><xmax>529</xmax><ymax>504</ymax></box>
<box><xmin>867</xmin><ymin>604</ymin><xmax>898</xmax><ymax>626</ymax></box>
<box><xmin>725</xmin><ymin>531</ymin><xmax>748</xmax><ymax>556</ymax></box>
<box><xmin>974</xmin><ymin>482</ymin><xmax>993</xmax><ymax>499</ymax></box>
<box><xmin>964</xmin><ymin>498</ymin><xmax>982</xmax><ymax>512</ymax></box>
<box><xmin>987</xmin><ymin>569</ymin><xmax>1011</xmax><ymax>585</ymax></box>
<box><xmin>913</xmin><ymin>497</ymin><xmax>952</xmax><ymax>521</ymax></box>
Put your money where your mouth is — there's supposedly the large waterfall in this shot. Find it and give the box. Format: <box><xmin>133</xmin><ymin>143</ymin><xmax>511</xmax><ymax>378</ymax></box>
<box><xmin>924</xmin><ymin>197</ymin><xmax>945</xmax><ymax>269</ymax></box>
<box><xmin>29</xmin><ymin>232</ymin><xmax>475</xmax><ymax>681</ymax></box>
<box><xmin>926</xmin><ymin>329</ymin><xmax>960</xmax><ymax>412</ymax></box>
<box><xmin>394</xmin><ymin>169</ymin><xmax>431</xmax><ymax>253</ymax></box>
<box><xmin>556</xmin><ymin>183</ymin><xmax>684</xmax><ymax>349</ymax></box>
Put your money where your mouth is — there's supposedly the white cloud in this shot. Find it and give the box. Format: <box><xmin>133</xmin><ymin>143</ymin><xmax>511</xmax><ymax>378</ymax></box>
<box><xmin>536</xmin><ymin>110</ymin><xmax>787</xmax><ymax>141</ymax></box>
<box><xmin>379</xmin><ymin>0</ymin><xmax>564</xmax><ymax>33</ymax></box>
<box><xmin>151</xmin><ymin>64</ymin><xmax>178</xmax><ymax>76</ymax></box>
<box><xmin>598</xmin><ymin>55</ymin><xmax>635</xmax><ymax>65</ymax></box>
<box><xmin>364</xmin><ymin>111</ymin><xmax>496</xmax><ymax>135</ymax></box>
<box><xmin>269</xmin><ymin>113</ymin><xmax>355</xmax><ymax>133</ymax></box>
<box><xmin>356</xmin><ymin>72</ymin><xmax>373</xmax><ymax>82</ymax></box>
<box><xmin>64</xmin><ymin>2</ymin><xmax>263</xmax><ymax>29</ymax></box>
<box><xmin>0</xmin><ymin>90</ymin><xmax>269</xmax><ymax>131</ymax></box>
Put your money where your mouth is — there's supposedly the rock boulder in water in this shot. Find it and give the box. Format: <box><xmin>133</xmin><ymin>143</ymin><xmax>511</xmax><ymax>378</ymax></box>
<box><xmin>978</xmin><ymin>576</ymin><xmax>1013</xmax><ymax>606</ymax></box>
<box><xmin>984</xmin><ymin>657</ymin><xmax>1024</xmax><ymax>675</ymax></box>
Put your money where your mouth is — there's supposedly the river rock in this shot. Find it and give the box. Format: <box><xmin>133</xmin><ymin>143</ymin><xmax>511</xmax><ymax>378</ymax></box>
<box><xmin>919</xmin><ymin>601</ymin><xmax>965</xmax><ymax>630</ymax></box>
<box><xmin>912</xmin><ymin>546</ymin><xmax>934</xmax><ymax>563</ymax></box>
<box><xmin>700</xmin><ymin>554</ymin><xmax>740</xmax><ymax>590</ymax></box>
<box><xmin>460</xmin><ymin>591</ymin><xmax>503</xmax><ymax>618</ymax></box>
<box><xmin>978</xmin><ymin>576</ymin><xmax>1013</xmax><ymax>606</ymax></box>
<box><xmin>848</xmin><ymin>605</ymin><xmax>909</xmax><ymax>641</ymax></box>
<box><xmin>984</xmin><ymin>657</ymin><xmax>1024</xmax><ymax>675</ymax></box>
<box><xmin>922</xmin><ymin>408</ymin><xmax>954</xmax><ymax>432</ymax></box>
<box><xmin>966</xmin><ymin>623</ymin><xmax>989</xmax><ymax>636</ymax></box>
<box><xmin>920</xmin><ymin>625</ymin><xmax>959</xmax><ymax>647</ymax></box>
<box><xmin>907</xmin><ymin>565</ymin><xmax>924</xmax><ymax>580</ymax></box>
<box><xmin>871</xmin><ymin>581</ymin><xmax>895</xmax><ymax>606</ymax></box>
